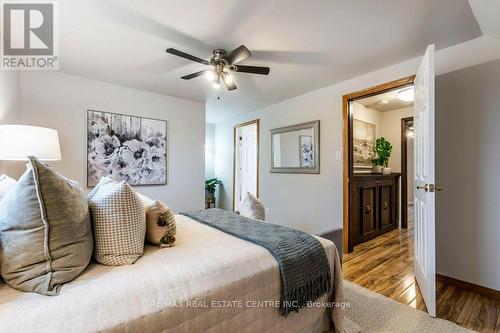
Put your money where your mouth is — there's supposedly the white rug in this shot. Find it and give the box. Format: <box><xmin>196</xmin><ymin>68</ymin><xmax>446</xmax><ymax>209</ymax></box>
<box><xmin>343</xmin><ymin>280</ymin><xmax>475</xmax><ymax>333</ymax></box>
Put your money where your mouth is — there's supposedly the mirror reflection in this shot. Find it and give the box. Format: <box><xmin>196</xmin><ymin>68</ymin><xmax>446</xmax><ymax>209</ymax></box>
<box><xmin>270</xmin><ymin>121</ymin><xmax>319</xmax><ymax>174</ymax></box>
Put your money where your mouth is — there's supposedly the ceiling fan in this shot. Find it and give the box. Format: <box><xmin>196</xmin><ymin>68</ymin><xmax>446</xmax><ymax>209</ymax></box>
<box><xmin>165</xmin><ymin>45</ymin><xmax>270</xmax><ymax>91</ymax></box>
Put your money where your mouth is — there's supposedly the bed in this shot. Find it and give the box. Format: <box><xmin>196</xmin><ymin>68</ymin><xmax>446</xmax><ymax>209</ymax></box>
<box><xmin>0</xmin><ymin>214</ymin><xmax>344</xmax><ymax>332</ymax></box>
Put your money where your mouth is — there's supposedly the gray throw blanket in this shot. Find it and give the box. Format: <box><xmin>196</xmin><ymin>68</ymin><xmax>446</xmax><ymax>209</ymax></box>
<box><xmin>181</xmin><ymin>208</ymin><xmax>331</xmax><ymax>316</ymax></box>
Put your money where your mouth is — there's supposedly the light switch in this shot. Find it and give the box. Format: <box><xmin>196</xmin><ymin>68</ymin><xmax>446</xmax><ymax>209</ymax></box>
<box><xmin>335</xmin><ymin>150</ymin><xmax>342</xmax><ymax>161</ymax></box>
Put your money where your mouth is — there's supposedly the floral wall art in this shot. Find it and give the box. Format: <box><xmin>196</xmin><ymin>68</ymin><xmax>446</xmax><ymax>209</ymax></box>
<box><xmin>87</xmin><ymin>110</ymin><xmax>167</xmax><ymax>186</ymax></box>
<box><xmin>299</xmin><ymin>135</ymin><xmax>314</xmax><ymax>168</ymax></box>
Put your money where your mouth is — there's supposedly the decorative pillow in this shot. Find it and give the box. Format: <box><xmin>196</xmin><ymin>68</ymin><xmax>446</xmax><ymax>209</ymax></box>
<box><xmin>145</xmin><ymin>200</ymin><xmax>176</xmax><ymax>247</ymax></box>
<box><xmin>0</xmin><ymin>174</ymin><xmax>17</xmax><ymax>201</ymax></box>
<box><xmin>137</xmin><ymin>192</ymin><xmax>155</xmax><ymax>208</ymax></box>
<box><xmin>0</xmin><ymin>157</ymin><xmax>93</xmax><ymax>295</ymax></box>
<box><xmin>238</xmin><ymin>192</ymin><xmax>265</xmax><ymax>221</ymax></box>
<box><xmin>88</xmin><ymin>177</ymin><xmax>145</xmax><ymax>265</ymax></box>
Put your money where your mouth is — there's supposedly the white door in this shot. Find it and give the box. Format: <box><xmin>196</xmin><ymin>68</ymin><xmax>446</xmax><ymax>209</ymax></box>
<box><xmin>414</xmin><ymin>44</ymin><xmax>436</xmax><ymax>317</ymax></box>
<box><xmin>235</xmin><ymin>123</ymin><xmax>258</xmax><ymax>210</ymax></box>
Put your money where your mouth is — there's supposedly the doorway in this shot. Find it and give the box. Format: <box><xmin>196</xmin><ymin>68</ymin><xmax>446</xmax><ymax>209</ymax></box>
<box><xmin>401</xmin><ymin>117</ymin><xmax>414</xmax><ymax>228</ymax></box>
<box><xmin>343</xmin><ymin>76</ymin><xmax>415</xmax><ymax>253</ymax></box>
<box><xmin>343</xmin><ymin>46</ymin><xmax>437</xmax><ymax>318</ymax></box>
<box><xmin>233</xmin><ymin>119</ymin><xmax>259</xmax><ymax>211</ymax></box>
<box><xmin>342</xmin><ymin>77</ymin><xmax>428</xmax><ymax>310</ymax></box>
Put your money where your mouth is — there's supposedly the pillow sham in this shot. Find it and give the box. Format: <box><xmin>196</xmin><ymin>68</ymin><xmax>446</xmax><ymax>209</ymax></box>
<box><xmin>88</xmin><ymin>177</ymin><xmax>145</xmax><ymax>265</ymax></box>
<box><xmin>145</xmin><ymin>200</ymin><xmax>176</xmax><ymax>247</ymax></box>
<box><xmin>137</xmin><ymin>192</ymin><xmax>155</xmax><ymax>208</ymax></box>
<box><xmin>238</xmin><ymin>192</ymin><xmax>265</xmax><ymax>221</ymax></box>
<box><xmin>0</xmin><ymin>157</ymin><xmax>93</xmax><ymax>295</ymax></box>
<box><xmin>0</xmin><ymin>174</ymin><xmax>17</xmax><ymax>201</ymax></box>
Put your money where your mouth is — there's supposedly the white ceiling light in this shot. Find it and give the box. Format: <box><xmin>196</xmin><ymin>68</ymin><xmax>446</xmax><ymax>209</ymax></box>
<box><xmin>380</xmin><ymin>99</ymin><xmax>389</xmax><ymax>104</ymax></box>
<box><xmin>224</xmin><ymin>73</ymin><xmax>233</xmax><ymax>83</ymax></box>
<box><xmin>397</xmin><ymin>87</ymin><xmax>414</xmax><ymax>102</ymax></box>
<box><xmin>205</xmin><ymin>70</ymin><xmax>216</xmax><ymax>81</ymax></box>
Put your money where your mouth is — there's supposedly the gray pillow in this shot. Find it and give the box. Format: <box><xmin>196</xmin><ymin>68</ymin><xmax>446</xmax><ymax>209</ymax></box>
<box><xmin>238</xmin><ymin>192</ymin><xmax>265</xmax><ymax>221</ymax></box>
<box><xmin>0</xmin><ymin>156</ymin><xmax>93</xmax><ymax>295</ymax></box>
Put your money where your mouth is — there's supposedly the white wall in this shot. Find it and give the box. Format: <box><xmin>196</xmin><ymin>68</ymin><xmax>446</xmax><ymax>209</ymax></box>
<box><xmin>379</xmin><ymin>106</ymin><xmax>414</xmax><ymax>172</ymax></box>
<box><xmin>12</xmin><ymin>71</ymin><xmax>205</xmax><ymax>212</ymax></box>
<box><xmin>436</xmin><ymin>58</ymin><xmax>500</xmax><ymax>291</ymax></box>
<box><xmin>0</xmin><ymin>72</ymin><xmax>19</xmax><ymax>123</ymax></box>
<box><xmin>352</xmin><ymin>102</ymin><xmax>382</xmax><ymax>138</ymax></box>
<box><xmin>205</xmin><ymin>123</ymin><xmax>215</xmax><ymax>179</ymax></box>
<box><xmin>214</xmin><ymin>36</ymin><xmax>500</xmax><ymax>237</ymax></box>
<box><xmin>0</xmin><ymin>71</ymin><xmax>20</xmax><ymax>176</ymax></box>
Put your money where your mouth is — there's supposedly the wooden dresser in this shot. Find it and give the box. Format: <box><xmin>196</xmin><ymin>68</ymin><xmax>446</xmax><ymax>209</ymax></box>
<box><xmin>348</xmin><ymin>173</ymin><xmax>400</xmax><ymax>252</ymax></box>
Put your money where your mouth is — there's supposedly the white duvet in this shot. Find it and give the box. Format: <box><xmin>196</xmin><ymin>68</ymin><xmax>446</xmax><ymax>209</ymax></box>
<box><xmin>0</xmin><ymin>215</ymin><xmax>344</xmax><ymax>333</ymax></box>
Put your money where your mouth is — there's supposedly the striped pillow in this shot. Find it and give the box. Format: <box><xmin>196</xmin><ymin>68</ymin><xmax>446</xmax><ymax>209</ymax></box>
<box><xmin>88</xmin><ymin>177</ymin><xmax>145</xmax><ymax>265</ymax></box>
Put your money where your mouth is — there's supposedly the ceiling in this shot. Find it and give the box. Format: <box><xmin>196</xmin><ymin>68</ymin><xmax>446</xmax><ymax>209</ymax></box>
<box><xmin>469</xmin><ymin>0</ymin><xmax>500</xmax><ymax>39</ymax></box>
<box><xmin>356</xmin><ymin>89</ymin><xmax>413</xmax><ymax>112</ymax></box>
<box><xmin>56</xmin><ymin>0</ymin><xmax>481</xmax><ymax>122</ymax></box>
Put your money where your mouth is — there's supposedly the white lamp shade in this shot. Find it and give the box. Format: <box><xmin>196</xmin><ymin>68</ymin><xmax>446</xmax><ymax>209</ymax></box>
<box><xmin>0</xmin><ymin>125</ymin><xmax>62</xmax><ymax>161</ymax></box>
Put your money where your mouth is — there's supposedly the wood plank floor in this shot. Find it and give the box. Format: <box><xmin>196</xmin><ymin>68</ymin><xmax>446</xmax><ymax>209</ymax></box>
<box><xmin>343</xmin><ymin>207</ymin><xmax>500</xmax><ymax>332</ymax></box>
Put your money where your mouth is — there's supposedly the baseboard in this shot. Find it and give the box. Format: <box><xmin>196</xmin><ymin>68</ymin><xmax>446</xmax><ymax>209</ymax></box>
<box><xmin>436</xmin><ymin>274</ymin><xmax>500</xmax><ymax>301</ymax></box>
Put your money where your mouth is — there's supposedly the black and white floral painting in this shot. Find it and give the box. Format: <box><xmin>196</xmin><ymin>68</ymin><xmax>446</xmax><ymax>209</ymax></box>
<box><xmin>299</xmin><ymin>135</ymin><xmax>314</xmax><ymax>168</ymax></box>
<box><xmin>87</xmin><ymin>110</ymin><xmax>167</xmax><ymax>186</ymax></box>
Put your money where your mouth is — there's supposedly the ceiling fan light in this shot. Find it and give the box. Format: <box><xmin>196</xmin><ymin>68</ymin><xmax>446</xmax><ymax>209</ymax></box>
<box><xmin>205</xmin><ymin>70</ymin><xmax>215</xmax><ymax>81</ymax></box>
<box><xmin>212</xmin><ymin>80</ymin><xmax>221</xmax><ymax>89</ymax></box>
<box><xmin>397</xmin><ymin>87</ymin><xmax>414</xmax><ymax>102</ymax></box>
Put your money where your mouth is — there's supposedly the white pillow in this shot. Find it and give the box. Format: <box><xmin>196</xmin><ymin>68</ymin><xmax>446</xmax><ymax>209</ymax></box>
<box><xmin>88</xmin><ymin>177</ymin><xmax>145</xmax><ymax>265</ymax></box>
<box><xmin>137</xmin><ymin>192</ymin><xmax>155</xmax><ymax>209</ymax></box>
<box><xmin>238</xmin><ymin>192</ymin><xmax>265</xmax><ymax>221</ymax></box>
<box><xmin>0</xmin><ymin>175</ymin><xmax>17</xmax><ymax>201</ymax></box>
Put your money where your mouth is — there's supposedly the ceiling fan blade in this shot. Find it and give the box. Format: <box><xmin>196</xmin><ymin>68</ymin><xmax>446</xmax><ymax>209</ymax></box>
<box><xmin>222</xmin><ymin>72</ymin><xmax>237</xmax><ymax>91</ymax></box>
<box><xmin>166</xmin><ymin>48</ymin><xmax>210</xmax><ymax>65</ymax></box>
<box><xmin>181</xmin><ymin>70</ymin><xmax>209</xmax><ymax>80</ymax></box>
<box><xmin>225</xmin><ymin>45</ymin><xmax>251</xmax><ymax>64</ymax></box>
<box><xmin>234</xmin><ymin>65</ymin><xmax>270</xmax><ymax>75</ymax></box>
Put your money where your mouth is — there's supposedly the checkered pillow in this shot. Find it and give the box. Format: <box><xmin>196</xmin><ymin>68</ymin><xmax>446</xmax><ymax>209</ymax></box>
<box><xmin>88</xmin><ymin>177</ymin><xmax>145</xmax><ymax>265</ymax></box>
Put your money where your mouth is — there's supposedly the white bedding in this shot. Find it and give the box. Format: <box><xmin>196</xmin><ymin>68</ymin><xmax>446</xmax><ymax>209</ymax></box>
<box><xmin>0</xmin><ymin>214</ymin><xmax>344</xmax><ymax>333</ymax></box>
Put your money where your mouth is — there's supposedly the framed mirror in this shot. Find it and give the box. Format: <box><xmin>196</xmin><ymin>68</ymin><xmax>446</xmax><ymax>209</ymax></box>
<box><xmin>270</xmin><ymin>120</ymin><xmax>320</xmax><ymax>174</ymax></box>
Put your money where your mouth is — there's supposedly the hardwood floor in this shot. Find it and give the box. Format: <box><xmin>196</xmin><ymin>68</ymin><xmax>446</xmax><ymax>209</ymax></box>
<box><xmin>343</xmin><ymin>206</ymin><xmax>500</xmax><ymax>332</ymax></box>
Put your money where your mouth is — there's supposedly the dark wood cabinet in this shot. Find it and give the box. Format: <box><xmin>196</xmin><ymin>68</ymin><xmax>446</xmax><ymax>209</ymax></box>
<box><xmin>348</xmin><ymin>173</ymin><xmax>400</xmax><ymax>252</ymax></box>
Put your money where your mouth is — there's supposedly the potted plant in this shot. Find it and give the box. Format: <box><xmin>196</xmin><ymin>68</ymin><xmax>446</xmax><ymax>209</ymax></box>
<box><xmin>372</xmin><ymin>137</ymin><xmax>393</xmax><ymax>174</ymax></box>
<box><xmin>205</xmin><ymin>178</ymin><xmax>222</xmax><ymax>208</ymax></box>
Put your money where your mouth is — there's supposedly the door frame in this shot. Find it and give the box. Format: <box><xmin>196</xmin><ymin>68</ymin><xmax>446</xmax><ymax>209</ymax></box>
<box><xmin>232</xmin><ymin>119</ymin><xmax>260</xmax><ymax>211</ymax></box>
<box><xmin>342</xmin><ymin>75</ymin><xmax>415</xmax><ymax>253</ymax></box>
<box><xmin>400</xmin><ymin>116</ymin><xmax>414</xmax><ymax>229</ymax></box>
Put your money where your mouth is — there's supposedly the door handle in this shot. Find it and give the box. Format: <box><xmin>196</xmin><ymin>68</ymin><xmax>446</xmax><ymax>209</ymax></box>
<box><xmin>417</xmin><ymin>184</ymin><xmax>444</xmax><ymax>192</ymax></box>
<box><xmin>417</xmin><ymin>184</ymin><xmax>429</xmax><ymax>192</ymax></box>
